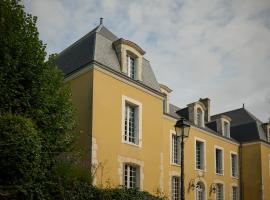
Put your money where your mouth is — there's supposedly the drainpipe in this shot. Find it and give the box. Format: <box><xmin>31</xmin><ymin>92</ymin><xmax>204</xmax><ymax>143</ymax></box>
<box><xmin>239</xmin><ymin>143</ymin><xmax>243</xmax><ymax>200</ymax></box>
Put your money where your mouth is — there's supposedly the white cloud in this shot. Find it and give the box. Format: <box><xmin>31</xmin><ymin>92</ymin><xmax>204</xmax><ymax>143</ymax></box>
<box><xmin>23</xmin><ymin>0</ymin><xmax>270</xmax><ymax>121</ymax></box>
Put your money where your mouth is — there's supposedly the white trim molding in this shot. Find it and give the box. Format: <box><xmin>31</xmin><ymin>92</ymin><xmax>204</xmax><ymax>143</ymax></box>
<box><xmin>121</xmin><ymin>95</ymin><xmax>142</xmax><ymax>147</ymax></box>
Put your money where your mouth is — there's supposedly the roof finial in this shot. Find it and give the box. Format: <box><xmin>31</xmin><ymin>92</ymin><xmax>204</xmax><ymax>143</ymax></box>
<box><xmin>242</xmin><ymin>103</ymin><xmax>245</xmax><ymax>108</ymax></box>
<box><xmin>100</xmin><ymin>17</ymin><xmax>104</xmax><ymax>25</ymax></box>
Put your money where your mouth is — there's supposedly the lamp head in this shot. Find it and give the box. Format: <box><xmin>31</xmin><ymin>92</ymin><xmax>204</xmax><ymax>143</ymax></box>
<box><xmin>175</xmin><ymin>118</ymin><xmax>190</xmax><ymax>137</ymax></box>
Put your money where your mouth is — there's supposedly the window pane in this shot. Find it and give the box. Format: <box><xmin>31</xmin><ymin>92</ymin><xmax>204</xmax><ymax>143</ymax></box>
<box><xmin>172</xmin><ymin>135</ymin><xmax>180</xmax><ymax>164</ymax></box>
<box><xmin>172</xmin><ymin>176</ymin><xmax>180</xmax><ymax>200</ymax></box>
<box><xmin>216</xmin><ymin>149</ymin><xmax>223</xmax><ymax>174</ymax></box>
<box><xmin>197</xmin><ymin>108</ymin><xmax>203</xmax><ymax>127</ymax></box>
<box><xmin>127</xmin><ymin>55</ymin><xmax>136</xmax><ymax>79</ymax></box>
<box><xmin>196</xmin><ymin>141</ymin><xmax>204</xmax><ymax>170</ymax></box>
<box><xmin>216</xmin><ymin>184</ymin><xmax>224</xmax><ymax>200</ymax></box>
<box><xmin>124</xmin><ymin>103</ymin><xmax>138</xmax><ymax>144</ymax></box>
<box><xmin>232</xmin><ymin>186</ymin><xmax>238</xmax><ymax>200</ymax></box>
<box><xmin>231</xmin><ymin>154</ymin><xmax>238</xmax><ymax>177</ymax></box>
<box><xmin>124</xmin><ymin>164</ymin><xmax>139</xmax><ymax>189</ymax></box>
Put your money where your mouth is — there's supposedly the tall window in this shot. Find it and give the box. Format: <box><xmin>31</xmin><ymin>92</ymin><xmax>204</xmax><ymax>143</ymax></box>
<box><xmin>197</xmin><ymin>108</ymin><xmax>203</xmax><ymax>127</ymax></box>
<box><xmin>171</xmin><ymin>176</ymin><xmax>180</xmax><ymax>200</ymax></box>
<box><xmin>127</xmin><ymin>55</ymin><xmax>136</xmax><ymax>79</ymax></box>
<box><xmin>216</xmin><ymin>183</ymin><xmax>224</xmax><ymax>200</ymax></box>
<box><xmin>196</xmin><ymin>182</ymin><xmax>205</xmax><ymax>200</ymax></box>
<box><xmin>231</xmin><ymin>153</ymin><xmax>238</xmax><ymax>177</ymax></box>
<box><xmin>232</xmin><ymin>186</ymin><xmax>238</xmax><ymax>200</ymax></box>
<box><xmin>196</xmin><ymin>140</ymin><xmax>205</xmax><ymax>170</ymax></box>
<box><xmin>124</xmin><ymin>103</ymin><xmax>138</xmax><ymax>144</ymax></box>
<box><xmin>215</xmin><ymin>148</ymin><xmax>223</xmax><ymax>175</ymax></box>
<box><xmin>172</xmin><ymin>135</ymin><xmax>180</xmax><ymax>165</ymax></box>
<box><xmin>224</xmin><ymin>121</ymin><xmax>230</xmax><ymax>137</ymax></box>
<box><xmin>124</xmin><ymin>164</ymin><xmax>139</xmax><ymax>188</ymax></box>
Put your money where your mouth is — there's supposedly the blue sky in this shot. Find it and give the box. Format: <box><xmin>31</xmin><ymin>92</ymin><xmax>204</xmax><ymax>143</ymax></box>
<box><xmin>23</xmin><ymin>0</ymin><xmax>270</xmax><ymax>121</ymax></box>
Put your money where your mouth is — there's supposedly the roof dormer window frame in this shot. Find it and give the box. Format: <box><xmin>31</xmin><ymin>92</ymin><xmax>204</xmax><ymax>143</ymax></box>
<box><xmin>113</xmin><ymin>38</ymin><xmax>145</xmax><ymax>82</ymax></box>
<box><xmin>194</xmin><ymin>103</ymin><xmax>205</xmax><ymax>128</ymax></box>
<box><xmin>223</xmin><ymin>120</ymin><xmax>230</xmax><ymax>138</ymax></box>
<box><xmin>126</xmin><ymin>53</ymin><xmax>136</xmax><ymax>79</ymax></box>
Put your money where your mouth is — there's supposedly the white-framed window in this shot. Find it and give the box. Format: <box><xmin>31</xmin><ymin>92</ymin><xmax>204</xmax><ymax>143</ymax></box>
<box><xmin>195</xmin><ymin>139</ymin><xmax>205</xmax><ymax>170</ymax></box>
<box><xmin>215</xmin><ymin>147</ymin><xmax>224</xmax><ymax>175</ymax></box>
<box><xmin>171</xmin><ymin>176</ymin><xmax>180</xmax><ymax>200</ymax></box>
<box><xmin>223</xmin><ymin>121</ymin><xmax>230</xmax><ymax>137</ymax></box>
<box><xmin>197</xmin><ymin>108</ymin><xmax>204</xmax><ymax>127</ymax></box>
<box><xmin>231</xmin><ymin>153</ymin><xmax>238</xmax><ymax>178</ymax></box>
<box><xmin>216</xmin><ymin>183</ymin><xmax>224</xmax><ymax>200</ymax></box>
<box><xmin>122</xmin><ymin>96</ymin><xmax>142</xmax><ymax>147</ymax></box>
<box><xmin>196</xmin><ymin>181</ymin><xmax>205</xmax><ymax>200</ymax></box>
<box><xmin>171</xmin><ymin>134</ymin><xmax>181</xmax><ymax>165</ymax></box>
<box><xmin>232</xmin><ymin>186</ymin><xmax>238</xmax><ymax>200</ymax></box>
<box><xmin>126</xmin><ymin>55</ymin><xmax>136</xmax><ymax>79</ymax></box>
<box><xmin>124</xmin><ymin>163</ymin><xmax>140</xmax><ymax>189</ymax></box>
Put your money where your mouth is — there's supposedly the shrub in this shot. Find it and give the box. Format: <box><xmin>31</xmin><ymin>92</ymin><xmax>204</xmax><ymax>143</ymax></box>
<box><xmin>0</xmin><ymin>113</ymin><xmax>41</xmax><ymax>198</ymax></box>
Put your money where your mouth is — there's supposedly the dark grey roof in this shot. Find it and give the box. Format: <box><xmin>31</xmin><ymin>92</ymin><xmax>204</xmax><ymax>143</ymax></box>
<box><xmin>213</xmin><ymin>108</ymin><xmax>268</xmax><ymax>142</ymax></box>
<box><xmin>55</xmin><ymin>24</ymin><xmax>160</xmax><ymax>92</ymax></box>
<box><xmin>168</xmin><ymin>104</ymin><xmax>181</xmax><ymax>119</ymax></box>
<box><xmin>206</xmin><ymin>121</ymin><xmax>217</xmax><ymax>132</ymax></box>
<box><xmin>176</xmin><ymin>107</ymin><xmax>189</xmax><ymax>120</ymax></box>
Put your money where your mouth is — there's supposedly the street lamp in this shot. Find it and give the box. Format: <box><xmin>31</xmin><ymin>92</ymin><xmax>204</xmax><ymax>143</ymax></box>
<box><xmin>175</xmin><ymin>118</ymin><xmax>190</xmax><ymax>200</ymax></box>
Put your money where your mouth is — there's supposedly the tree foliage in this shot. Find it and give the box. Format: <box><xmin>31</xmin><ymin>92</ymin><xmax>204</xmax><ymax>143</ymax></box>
<box><xmin>0</xmin><ymin>114</ymin><xmax>41</xmax><ymax>198</ymax></box>
<box><xmin>0</xmin><ymin>0</ymin><xmax>76</xmax><ymax>199</ymax></box>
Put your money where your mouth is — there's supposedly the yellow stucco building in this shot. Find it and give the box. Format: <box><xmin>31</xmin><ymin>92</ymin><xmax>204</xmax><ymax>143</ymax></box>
<box><xmin>55</xmin><ymin>21</ymin><xmax>270</xmax><ymax>200</ymax></box>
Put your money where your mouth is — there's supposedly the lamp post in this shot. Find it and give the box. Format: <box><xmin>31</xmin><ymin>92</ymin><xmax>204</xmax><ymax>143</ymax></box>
<box><xmin>175</xmin><ymin>118</ymin><xmax>190</xmax><ymax>200</ymax></box>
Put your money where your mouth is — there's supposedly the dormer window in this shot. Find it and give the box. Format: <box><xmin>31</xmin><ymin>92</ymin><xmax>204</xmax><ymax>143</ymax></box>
<box><xmin>113</xmin><ymin>38</ymin><xmax>145</xmax><ymax>81</ymax></box>
<box><xmin>197</xmin><ymin>108</ymin><xmax>204</xmax><ymax>127</ymax></box>
<box><xmin>223</xmin><ymin>121</ymin><xmax>230</xmax><ymax>137</ymax></box>
<box><xmin>127</xmin><ymin>55</ymin><xmax>136</xmax><ymax>79</ymax></box>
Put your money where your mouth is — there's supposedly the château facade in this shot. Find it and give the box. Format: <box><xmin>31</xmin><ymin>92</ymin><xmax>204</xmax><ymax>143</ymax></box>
<box><xmin>55</xmin><ymin>21</ymin><xmax>270</xmax><ymax>200</ymax></box>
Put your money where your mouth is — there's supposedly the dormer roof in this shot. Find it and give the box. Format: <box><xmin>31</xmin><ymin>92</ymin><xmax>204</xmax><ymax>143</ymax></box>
<box><xmin>54</xmin><ymin>24</ymin><xmax>160</xmax><ymax>92</ymax></box>
<box><xmin>213</xmin><ymin>108</ymin><xmax>268</xmax><ymax>142</ymax></box>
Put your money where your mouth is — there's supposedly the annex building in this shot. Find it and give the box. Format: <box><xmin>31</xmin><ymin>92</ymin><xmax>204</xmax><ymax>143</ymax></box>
<box><xmin>55</xmin><ymin>21</ymin><xmax>270</xmax><ymax>200</ymax></box>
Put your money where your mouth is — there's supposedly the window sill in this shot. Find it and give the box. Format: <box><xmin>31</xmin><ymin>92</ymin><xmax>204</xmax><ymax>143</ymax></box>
<box><xmin>215</xmin><ymin>172</ymin><xmax>224</xmax><ymax>176</ymax></box>
<box><xmin>171</xmin><ymin>163</ymin><xmax>181</xmax><ymax>167</ymax></box>
<box><xmin>231</xmin><ymin>176</ymin><xmax>239</xmax><ymax>179</ymax></box>
<box><xmin>123</xmin><ymin>141</ymin><xmax>140</xmax><ymax>148</ymax></box>
<box><xmin>195</xmin><ymin>168</ymin><xmax>206</xmax><ymax>173</ymax></box>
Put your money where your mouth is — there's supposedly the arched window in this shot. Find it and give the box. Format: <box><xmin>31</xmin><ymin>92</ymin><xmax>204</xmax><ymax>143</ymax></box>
<box><xmin>196</xmin><ymin>181</ymin><xmax>205</xmax><ymax>200</ymax></box>
<box><xmin>197</xmin><ymin>108</ymin><xmax>203</xmax><ymax>127</ymax></box>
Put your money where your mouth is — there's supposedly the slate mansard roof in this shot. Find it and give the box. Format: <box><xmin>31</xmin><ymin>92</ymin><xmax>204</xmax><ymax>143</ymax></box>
<box><xmin>212</xmin><ymin>108</ymin><xmax>268</xmax><ymax>142</ymax></box>
<box><xmin>55</xmin><ymin>24</ymin><xmax>161</xmax><ymax>92</ymax></box>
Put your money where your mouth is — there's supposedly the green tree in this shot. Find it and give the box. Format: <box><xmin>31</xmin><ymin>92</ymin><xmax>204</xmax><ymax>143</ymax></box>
<box><xmin>0</xmin><ymin>0</ymin><xmax>76</xmax><ymax>199</ymax></box>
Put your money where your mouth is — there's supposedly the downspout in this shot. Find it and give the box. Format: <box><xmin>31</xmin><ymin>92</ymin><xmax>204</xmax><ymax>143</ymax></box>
<box><xmin>239</xmin><ymin>142</ymin><xmax>243</xmax><ymax>200</ymax></box>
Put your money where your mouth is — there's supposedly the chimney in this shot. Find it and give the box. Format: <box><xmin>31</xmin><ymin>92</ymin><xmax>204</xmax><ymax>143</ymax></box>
<box><xmin>100</xmin><ymin>17</ymin><xmax>104</xmax><ymax>25</ymax></box>
<box><xmin>199</xmin><ymin>98</ymin><xmax>211</xmax><ymax>122</ymax></box>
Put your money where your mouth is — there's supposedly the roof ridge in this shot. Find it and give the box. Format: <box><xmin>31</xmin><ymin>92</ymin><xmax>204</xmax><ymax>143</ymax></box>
<box><xmin>212</xmin><ymin>107</ymin><xmax>243</xmax><ymax>117</ymax></box>
<box><xmin>96</xmin><ymin>25</ymin><xmax>118</xmax><ymax>41</ymax></box>
<box><xmin>243</xmin><ymin>108</ymin><xmax>263</xmax><ymax>124</ymax></box>
<box><xmin>57</xmin><ymin>25</ymin><xmax>100</xmax><ymax>57</ymax></box>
